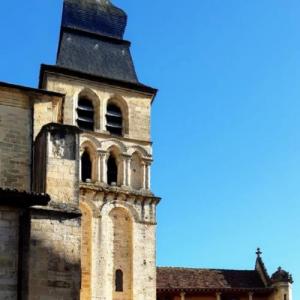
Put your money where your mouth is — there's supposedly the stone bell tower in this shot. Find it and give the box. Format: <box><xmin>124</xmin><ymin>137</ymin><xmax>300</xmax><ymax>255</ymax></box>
<box><xmin>39</xmin><ymin>0</ymin><xmax>160</xmax><ymax>299</ymax></box>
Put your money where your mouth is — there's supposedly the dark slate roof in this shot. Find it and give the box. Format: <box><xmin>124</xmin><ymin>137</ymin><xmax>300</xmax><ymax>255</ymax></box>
<box><xmin>56</xmin><ymin>0</ymin><xmax>139</xmax><ymax>83</ymax></box>
<box><xmin>62</xmin><ymin>0</ymin><xmax>127</xmax><ymax>39</ymax></box>
<box><xmin>0</xmin><ymin>188</ymin><xmax>50</xmax><ymax>207</ymax></box>
<box><xmin>57</xmin><ymin>30</ymin><xmax>138</xmax><ymax>83</ymax></box>
<box><xmin>157</xmin><ymin>267</ymin><xmax>269</xmax><ymax>292</ymax></box>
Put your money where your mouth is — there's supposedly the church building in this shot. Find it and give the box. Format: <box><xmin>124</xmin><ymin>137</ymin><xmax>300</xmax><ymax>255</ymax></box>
<box><xmin>0</xmin><ymin>1</ymin><xmax>293</xmax><ymax>300</ymax></box>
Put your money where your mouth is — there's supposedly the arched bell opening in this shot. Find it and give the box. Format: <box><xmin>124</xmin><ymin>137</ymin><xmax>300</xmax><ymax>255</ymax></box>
<box><xmin>81</xmin><ymin>150</ymin><xmax>92</xmax><ymax>182</ymax></box>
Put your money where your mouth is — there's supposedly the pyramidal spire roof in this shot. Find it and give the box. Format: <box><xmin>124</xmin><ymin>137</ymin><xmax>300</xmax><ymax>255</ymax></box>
<box><xmin>56</xmin><ymin>0</ymin><xmax>138</xmax><ymax>83</ymax></box>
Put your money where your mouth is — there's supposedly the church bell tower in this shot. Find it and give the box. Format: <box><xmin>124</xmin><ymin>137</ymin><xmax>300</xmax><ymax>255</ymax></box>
<box><xmin>39</xmin><ymin>0</ymin><xmax>160</xmax><ymax>299</ymax></box>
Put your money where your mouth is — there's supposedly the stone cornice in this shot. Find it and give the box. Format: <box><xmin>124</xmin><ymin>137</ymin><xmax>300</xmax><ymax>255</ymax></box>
<box><xmin>80</xmin><ymin>183</ymin><xmax>161</xmax><ymax>206</ymax></box>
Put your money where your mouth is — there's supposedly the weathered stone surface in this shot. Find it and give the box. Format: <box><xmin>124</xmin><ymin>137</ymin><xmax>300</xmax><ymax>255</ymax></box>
<box><xmin>0</xmin><ymin>207</ymin><xmax>19</xmax><ymax>300</ymax></box>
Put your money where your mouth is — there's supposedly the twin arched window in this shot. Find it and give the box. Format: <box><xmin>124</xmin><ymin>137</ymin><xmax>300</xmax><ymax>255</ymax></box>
<box><xmin>77</xmin><ymin>96</ymin><xmax>124</xmax><ymax>136</ymax></box>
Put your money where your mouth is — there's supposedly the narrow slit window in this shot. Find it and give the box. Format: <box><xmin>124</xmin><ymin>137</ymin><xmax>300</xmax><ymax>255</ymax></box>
<box><xmin>115</xmin><ymin>269</ymin><xmax>123</xmax><ymax>292</ymax></box>
<box><xmin>81</xmin><ymin>150</ymin><xmax>92</xmax><ymax>182</ymax></box>
<box><xmin>106</xmin><ymin>104</ymin><xmax>123</xmax><ymax>136</ymax></box>
<box><xmin>77</xmin><ymin>97</ymin><xmax>94</xmax><ymax>131</ymax></box>
<box><xmin>107</xmin><ymin>154</ymin><xmax>118</xmax><ymax>185</ymax></box>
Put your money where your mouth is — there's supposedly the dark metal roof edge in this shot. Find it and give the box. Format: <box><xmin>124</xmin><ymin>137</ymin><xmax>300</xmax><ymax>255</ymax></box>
<box><xmin>0</xmin><ymin>188</ymin><xmax>50</xmax><ymax>207</ymax></box>
<box><xmin>30</xmin><ymin>206</ymin><xmax>81</xmax><ymax>218</ymax></box>
<box><xmin>0</xmin><ymin>81</ymin><xmax>65</xmax><ymax>97</ymax></box>
<box><xmin>39</xmin><ymin>64</ymin><xmax>158</xmax><ymax>97</ymax></box>
<box><xmin>35</xmin><ymin>122</ymin><xmax>80</xmax><ymax>143</ymax></box>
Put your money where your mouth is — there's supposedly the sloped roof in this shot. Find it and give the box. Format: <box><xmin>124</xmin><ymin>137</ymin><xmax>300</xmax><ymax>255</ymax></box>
<box><xmin>157</xmin><ymin>267</ymin><xmax>270</xmax><ymax>292</ymax></box>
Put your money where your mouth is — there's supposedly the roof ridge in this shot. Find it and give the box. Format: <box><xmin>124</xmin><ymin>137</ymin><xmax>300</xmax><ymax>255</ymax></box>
<box><xmin>157</xmin><ymin>266</ymin><xmax>256</xmax><ymax>272</ymax></box>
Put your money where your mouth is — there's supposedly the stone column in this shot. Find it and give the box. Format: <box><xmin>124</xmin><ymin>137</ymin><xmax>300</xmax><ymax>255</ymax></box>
<box><xmin>248</xmin><ymin>292</ymin><xmax>253</xmax><ymax>300</ymax></box>
<box><xmin>146</xmin><ymin>162</ymin><xmax>151</xmax><ymax>190</ymax></box>
<box><xmin>97</xmin><ymin>150</ymin><xmax>107</xmax><ymax>183</ymax></box>
<box><xmin>180</xmin><ymin>291</ymin><xmax>186</xmax><ymax>300</ymax></box>
<box><xmin>79</xmin><ymin>146</ymin><xmax>84</xmax><ymax>181</ymax></box>
<box><xmin>121</xmin><ymin>156</ymin><xmax>127</xmax><ymax>186</ymax></box>
<box><xmin>142</xmin><ymin>161</ymin><xmax>147</xmax><ymax>190</ymax></box>
<box><xmin>142</xmin><ymin>160</ymin><xmax>152</xmax><ymax>190</ymax></box>
<box><xmin>216</xmin><ymin>292</ymin><xmax>222</xmax><ymax>300</ymax></box>
<box><xmin>122</xmin><ymin>154</ymin><xmax>131</xmax><ymax>187</ymax></box>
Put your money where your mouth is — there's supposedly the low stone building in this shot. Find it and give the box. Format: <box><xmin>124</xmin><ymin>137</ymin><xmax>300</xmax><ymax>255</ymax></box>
<box><xmin>0</xmin><ymin>0</ymin><xmax>293</xmax><ymax>300</ymax></box>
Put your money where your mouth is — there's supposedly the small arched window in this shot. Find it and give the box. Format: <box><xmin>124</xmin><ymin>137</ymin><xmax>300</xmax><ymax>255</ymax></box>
<box><xmin>115</xmin><ymin>269</ymin><xmax>123</xmax><ymax>292</ymax></box>
<box><xmin>107</xmin><ymin>154</ymin><xmax>118</xmax><ymax>185</ymax></box>
<box><xmin>106</xmin><ymin>104</ymin><xmax>123</xmax><ymax>136</ymax></box>
<box><xmin>77</xmin><ymin>97</ymin><xmax>94</xmax><ymax>131</ymax></box>
<box><xmin>81</xmin><ymin>150</ymin><xmax>92</xmax><ymax>182</ymax></box>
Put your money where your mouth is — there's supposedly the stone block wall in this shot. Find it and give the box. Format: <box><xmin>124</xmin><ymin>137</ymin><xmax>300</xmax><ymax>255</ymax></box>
<box><xmin>0</xmin><ymin>89</ymin><xmax>32</xmax><ymax>191</ymax></box>
<box><xmin>33</xmin><ymin>94</ymin><xmax>63</xmax><ymax>139</ymax></box>
<box><xmin>24</xmin><ymin>209</ymin><xmax>81</xmax><ymax>300</ymax></box>
<box><xmin>33</xmin><ymin>123</ymin><xmax>80</xmax><ymax>207</ymax></box>
<box><xmin>111</xmin><ymin>207</ymin><xmax>133</xmax><ymax>300</ymax></box>
<box><xmin>0</xmin><ymin>207</ymin><xmax>19</xmax><ymax>300</ymax></box>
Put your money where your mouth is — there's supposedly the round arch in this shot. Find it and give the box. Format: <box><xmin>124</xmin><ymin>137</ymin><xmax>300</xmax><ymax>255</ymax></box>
<box><xmin>80</xmin><ymin>141</ymin><xmax>97</xmax><ymax>182</ymax></box>
<box><xmin>99</xmin><ymin>139</ymin><xmax>127</xmax><ymax>153</ymax></box>
<box><xmin>127</xmin><ymin>145</ymin><xmax>151</xmax><ymax>158</ymax></box>
<box><xmin>100</xmin><ymin>200</ymin><xmax>140</xmax><ymax>223</ymax></box>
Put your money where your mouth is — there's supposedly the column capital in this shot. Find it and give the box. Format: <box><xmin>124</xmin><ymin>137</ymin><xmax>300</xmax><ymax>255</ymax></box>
<box><xmin>216</xmin><ymin>292</ymin><xmax>222</xmax><ymax>300</ymax></box>
<box><xmin>143</xmin><ymin>158</ymin><xmax>153</xmax><ymax>165</ymax></box>
<box><xmin>248</xmin><ymin>291</ymin><xmax>254</xmax><ymax>300</ymax></box>
<box><xmin>96</xmin><ymin>149</ymin><xmax>107</xmax><ymax>156</ymax></box>
<box><xmin>122</xmin><ymin>153</ymin><xmax>132</xmax><ymax>159</ymax></box>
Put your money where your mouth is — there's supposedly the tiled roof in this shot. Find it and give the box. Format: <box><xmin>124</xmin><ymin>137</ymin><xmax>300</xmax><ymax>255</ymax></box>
<box><xmin>0</xmin><ymin>188</ymin><xmax>50</xmax><ymax>207</ymax></box>
<box><xmin>157</xmin><ymin>267</ymin><xmax>269</xmax><ymax>292</ymax></box>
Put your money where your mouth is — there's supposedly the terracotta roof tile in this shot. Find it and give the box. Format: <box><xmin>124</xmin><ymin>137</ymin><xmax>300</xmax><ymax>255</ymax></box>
<box><xmin>157</xmin><ymin>267</ymin><xmax>266</xmax><ymax>291</ymax></box>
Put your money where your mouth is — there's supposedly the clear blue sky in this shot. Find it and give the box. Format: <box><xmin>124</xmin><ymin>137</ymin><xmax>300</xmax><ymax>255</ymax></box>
<box><xmin>0</xmin><ymin>0</ymin><xmax>299</xmax><ymax>298</ymax></box>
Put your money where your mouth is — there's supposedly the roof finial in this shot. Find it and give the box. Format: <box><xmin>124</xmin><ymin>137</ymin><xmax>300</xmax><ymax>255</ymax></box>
<box><xmin>256</xmin><ymin>247</ymin><xmax>262</xmax><ymax>257</ymax></box>
<box><xmin>96</xmin><ymin>0</ymin><xmax>111</xmax><ymax>5</ymax></box>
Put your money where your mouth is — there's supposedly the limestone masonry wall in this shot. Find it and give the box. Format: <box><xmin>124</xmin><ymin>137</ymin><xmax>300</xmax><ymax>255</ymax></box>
<box><xmin>0</xmin><ymin>207</ymin><xmax>19</xmax><ymax>300</ymax></box>
<box><xmin>0</xmin><ymin>89</ymin><xmax>32</xmax><ymax>191</ymax></box>
<box><xmin>33</xmin><ymin>124</ymin><xmax>80</xmax><ymax>207</ymax></box>
<box><xmin>25</xmin><ymin>209</ymin><xmax>81</xmax><ymax>300</ymax></box>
